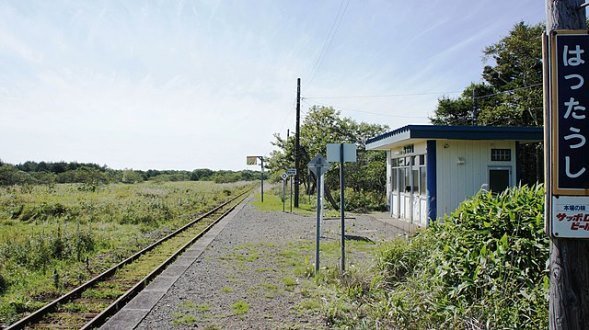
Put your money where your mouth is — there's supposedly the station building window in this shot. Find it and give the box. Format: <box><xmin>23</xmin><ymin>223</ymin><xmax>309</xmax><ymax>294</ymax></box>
<box><xmin>391</xmin><ymin>153</ymin><xmax>426</xmax><ymax>195</ymax></box>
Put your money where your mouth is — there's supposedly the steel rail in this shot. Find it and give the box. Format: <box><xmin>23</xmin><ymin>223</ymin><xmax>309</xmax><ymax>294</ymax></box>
<box><xmin>6</xmin><ymin>188</ymin><xmax>251</xmax><ymax>330</ymax></box>
<box><xmin>81</xmin><ymin>192</ymin><xmax>248</xmax><ymax>329</ymax></box>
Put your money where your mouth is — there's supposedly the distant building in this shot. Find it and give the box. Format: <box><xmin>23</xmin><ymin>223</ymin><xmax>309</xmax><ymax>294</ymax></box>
<box><xmin>366</xmin><ymin>125</ymin><xmax>543</xmax><ymax>227</ymax></box>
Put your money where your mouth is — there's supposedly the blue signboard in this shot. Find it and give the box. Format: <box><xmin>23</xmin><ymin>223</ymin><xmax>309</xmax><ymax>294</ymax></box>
<box><xmin>553</xmin><ymin>32</ymin><xmax>589</xmax><ymax>194</ymax></box>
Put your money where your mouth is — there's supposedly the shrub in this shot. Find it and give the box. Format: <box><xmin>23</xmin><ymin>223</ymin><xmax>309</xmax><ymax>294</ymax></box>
<box><xmin>0</xmin><ymin>272</ymin><xmax>5</xmax><ymax>293</ymax></box>
<box><xmin>333</xmin><ymin>188</ymin><xmax>387</xmax><ymax>212</ymax></box>
<box><xmin>18</xmin><ymin>202</ymin><xmax>72</xmax><ymax>222</ymax></box>
<box><xmin>376</xmin><ymin>184</ymin><xmax>548</xmax><ymax>328</ymax></box>
<box><xmin>0</xmin><ymin>226</ymin><xmax>95</xmax><ymax>271</ymax></box>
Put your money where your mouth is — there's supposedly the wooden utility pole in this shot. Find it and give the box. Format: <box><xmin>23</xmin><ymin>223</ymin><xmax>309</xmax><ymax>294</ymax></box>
<box><xmin>294</xmin><ymin>78</ymin><xmax>301</xmax><ymax>207</ymax></box>
<box><xmin>547</xmin><ymin>1</ymin><xmax>589</xmax><ymax>329</ymax></box>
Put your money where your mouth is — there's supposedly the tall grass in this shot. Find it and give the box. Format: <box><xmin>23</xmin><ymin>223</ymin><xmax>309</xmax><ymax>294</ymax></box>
<box><xmin>0</xmin><ymin>181</ymin><xmax>249</xmax><ymax>324</ymax></box>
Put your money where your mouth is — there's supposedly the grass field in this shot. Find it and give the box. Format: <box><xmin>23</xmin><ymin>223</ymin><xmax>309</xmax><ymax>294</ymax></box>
<box><xmin>251</xmin><ymin>185</ymin><xmax>340</xmax><ymax>218</ymax></box>
<box><xmin>0</xmin><ymin>181</ymin><xmax>250</xmax><ymax>325</ymax></box>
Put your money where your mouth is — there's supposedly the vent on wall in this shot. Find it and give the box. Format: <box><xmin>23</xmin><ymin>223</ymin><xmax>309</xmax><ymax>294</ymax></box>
<box><xmin>491</xmin><ymin>148</ymin><xmax>511</xmax><ymax>162</ymax></box>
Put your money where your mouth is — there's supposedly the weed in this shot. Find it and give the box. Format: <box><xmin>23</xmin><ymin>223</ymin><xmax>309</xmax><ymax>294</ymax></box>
<box><xmin>62</xmin><ymin>302</ymin><xmax>90</xmax><ymax>313</ymax></box>
<box><xmin>81</xmin><ymin>287</ymin><xmax>124</xmax><ymax>299</ymax></box>
<box><xmin>203</xmin><ymin>325</ymin><xmax>221</xmax><ymax>330</ymax></box>
<box><xmin>282</xmin><ymin>276</ymin><xmax>297</xmax><ymax>291</ymax></box>
<box><xmin>179</xmin><ymin>300</ymin><xmax>198</xmax><ymax>310</ymax></box>
<box><xmin>221</xmin><ymin>286</ymin><xmax>233</xmax><ymax>294</ymax></box>
<box><xmin>196</xmin><ymin>303</ymin><xmax>211</xmax><ymax>312</ymax></box>
<box><xmin>296</xmin><ymin>298</ymin><xmax>321</xmax><ymax>312</ymax></box>
<box><xmin>260</xmin><ymin>283</ymin><xmax>279</xmax><ymax>299</ymax></box>
<box><xmin>231</xmin><ymin>299</ymin><xmax>249</xmax><ymax>315</ymax></box>
<box><xmin>172</xmin><ymin>312</ymin><xmax>198</xmax><ymax>326</ymax></box>
<box><xmin>255</xmin><ymin>267</ymin><xmax>273</xmax><ymax>273</ymax></box>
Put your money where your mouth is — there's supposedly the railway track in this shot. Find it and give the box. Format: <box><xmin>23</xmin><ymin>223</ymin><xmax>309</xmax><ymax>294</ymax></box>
<box><xmin>5</xmin><ymin>188</ymin><xmax>252</xmax><ymax>329</ymax></box>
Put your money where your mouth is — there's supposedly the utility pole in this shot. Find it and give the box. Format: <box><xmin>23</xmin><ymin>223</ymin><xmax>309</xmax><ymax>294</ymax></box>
<box><xmin>294</xmin><ymin>78</ymin><xmax>301</xmax><ymax>207</ymax></box>
<box><xmin>546</xmin><ymin>1</ymin><xmax>589</xmax><ymax>328</ymax></box>
<box><xmin>471</xmin><ymin>88</ymin><xmax>476</xmax><ymax>125</ymax></box>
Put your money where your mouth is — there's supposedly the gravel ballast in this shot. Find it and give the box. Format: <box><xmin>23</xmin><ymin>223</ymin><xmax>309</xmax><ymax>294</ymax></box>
<box><xmin>135</xmin><ymin>198</ymin><xmax>405</xmax><ymax>329</ymax></box>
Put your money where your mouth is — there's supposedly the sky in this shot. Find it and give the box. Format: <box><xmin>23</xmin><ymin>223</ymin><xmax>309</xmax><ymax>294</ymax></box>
<box><xmin>0</xmin><ymin>0</ymin><xmax>547</xmax><ymax>170</ymax></box>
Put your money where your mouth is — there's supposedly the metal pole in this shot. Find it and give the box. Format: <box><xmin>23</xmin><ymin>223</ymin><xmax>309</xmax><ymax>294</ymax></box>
<box><xmin>339</xmin><ymin>143</ymin><xmax>346</xmax><ymax>272</ymax></box>
<box><xmin>315</xmin><ymin>166</ymin><xmax>321</xmax><ymax>274</ymax></box>
<box><xmin>295</xmin><ymin>78</ymin><xmax>301</xmax><ymax>207</ymax></box>
<box><xmin>308</xmin><ymin>172</ymin><xmax>311</xmax><ymax>204</ymax></box>
<box><xmin>260</xmin><ymin>157</ymin><xmax>264</xmax><ymax>203</ymax></box>
<box><xmin>282</xmin><ymin>178</ymin><xmax>286</xmax><ymax>212</ymax></box>
<box><xmin>471</xmin><ymin>88</ymin><xmax>476</xmax><ymax>125</ymax></box>
<box><xmin>290</xmin><ymin>177</ymin><xmax>293</xmax><ymax>213</ymax></box>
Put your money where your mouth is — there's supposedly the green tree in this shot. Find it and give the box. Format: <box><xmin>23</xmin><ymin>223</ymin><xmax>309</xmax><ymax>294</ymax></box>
<box><xmin>430</xmin><ymin>83</ymin><xmax>498</xmax><ymax>126</ymax></box>
<box><xmin>429</xmin><ymin>22</ymin><xmax>544</xmax><ymax>185</ymax></box>
<box><xmin>267</xmin><ymin>106</ymin><xmax>388</xmax><ymax>210</ymax></box>
<box><xmin>430</xmin><ymin>22</ymin><xmax>544</xmax><ymax>127</ymax></box>
<box><xmin>121</xmin><ymin>169</ymin><xmax>144</xmax><ymax>184</ymax></box>
<box><xmin>190</xmin><ymin>168</ymin><xmax>214</xmax><ymax>181</ymax></box>
<box><xmin>0</xmin><ymin>164</ymin><xmax>35</xmax><ymax>185</ymax></box>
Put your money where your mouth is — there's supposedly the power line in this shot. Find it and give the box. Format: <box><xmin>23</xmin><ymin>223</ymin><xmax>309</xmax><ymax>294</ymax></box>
<box><xmin>301</xmin><ymin>99</ymin><xmax>427</xmax><ymax>119</ymax></box>
<box><xmin>303</xmin><ymin>90</ymin><xmax>462</xmax><ymax>100</ymax></box>
<box><xmin>474</xmin><ymin>83</ymin><xmax>542</xmax><ymax>100</ymax></box>
<box><xmin>303</xmin><ymin>83</ymin><xmax>542</xmax><ymax>101</ymax></box>
<box><xmin>307</xmin><ymin>0</ymin><xmax>350</xmax><ymax>86</ymax></box>
<box><xmin>340</xmin><ymin>108</ymin><xmax>429</xmax><ymax>119</ymax></box>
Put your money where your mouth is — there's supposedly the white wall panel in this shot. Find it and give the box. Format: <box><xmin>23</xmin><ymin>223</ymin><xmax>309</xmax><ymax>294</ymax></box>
<box><xmin>436</xmin><ymin>140</ymin><xmax>515</xmax><ymax>217</ymax></box>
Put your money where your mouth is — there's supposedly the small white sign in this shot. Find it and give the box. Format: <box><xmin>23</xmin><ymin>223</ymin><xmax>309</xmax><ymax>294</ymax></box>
<box><xmin>287</xmin><ymin>168</ymin><xmax>297</xmax><ymax>176</ymax></box>
<box><xmin>552</xmin><ymin>196</ymin><xmax>589</xmax><ymax>238</ymax></box>
<box><xmin>281</xmin><ymin>173</ymin><xmax>288</xmax><ymax>180</ymax></box>
<box><xmin>327</xmin><ymin>143</ymin><xmax>357</xmax><ymax>163</ymax></box>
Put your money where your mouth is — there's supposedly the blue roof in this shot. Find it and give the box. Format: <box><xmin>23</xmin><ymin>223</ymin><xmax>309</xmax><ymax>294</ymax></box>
<box><xmin>366</xmin><ymin>125</ymin><xmax>543</xmax><ymax>150</ymax></box>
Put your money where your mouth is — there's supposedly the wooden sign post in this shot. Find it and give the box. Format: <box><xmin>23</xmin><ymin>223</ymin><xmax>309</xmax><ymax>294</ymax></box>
<box><xmin>545</xmin><ymin>1</ymin><xmax>589</xmax><ymax>327</ymax></box>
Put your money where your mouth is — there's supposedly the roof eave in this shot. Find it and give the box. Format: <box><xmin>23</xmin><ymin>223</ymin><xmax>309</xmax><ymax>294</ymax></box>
<box><xmin>366</xmin><ymin>125</ymin><xmax>543</xmax><ymax>151</ymax></box>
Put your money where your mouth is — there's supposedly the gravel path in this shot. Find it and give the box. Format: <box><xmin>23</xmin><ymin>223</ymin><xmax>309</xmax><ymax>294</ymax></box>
<box><xmin>136</xmin><ymin>198</ymin><xmax>405</xmax><ymax>329</ymax></box>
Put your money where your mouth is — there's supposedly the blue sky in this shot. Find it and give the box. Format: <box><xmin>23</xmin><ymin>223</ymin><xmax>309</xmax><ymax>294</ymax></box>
<box><xmin>0</xmin><ymin>0</ymin><xmax>546</xmax><ymax>170</ymax></box>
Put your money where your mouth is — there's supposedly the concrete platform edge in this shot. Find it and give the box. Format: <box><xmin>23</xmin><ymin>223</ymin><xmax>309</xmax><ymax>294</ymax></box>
<box><xmin>99</xmin><ymin>198</ymin><xmax>249</xmax><ymax>330</ymax></box>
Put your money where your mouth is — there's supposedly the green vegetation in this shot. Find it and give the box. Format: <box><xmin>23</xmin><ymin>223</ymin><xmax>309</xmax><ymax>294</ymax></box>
<box><xmin>231</xmin><ymin>300</ymin><xmax>250</xmax><ymax>316</ymax></box>
<box><xmin>251</xmin><ymin>189</ymin><xmax>340</xmax><ymax>218</ymax></box>
<box><xmin>282</xmin><ymin>276</ymin><xmax>297</xmax><ymax>291</ymax></box>
<box><xmin>260</xmin><ymin>283</ymin><xmax>279</xmax><ymax>299</ymax></box>
<box><xmin>0</xmin><ymin>180</ymin><xmax>248</xmax><ymax>324</ymax></box>
<box><xmin>172</xmin><ymin>312</ymin><xmax>198</xmax><ymax>326</ymax></box>
<box><xmin>195</xmin><ymin>303</ymin><xmax>211</xmax><ymax>313</ymax></box>
<box><xmin>171</xmin><ymin>300</ymin><xmax>212</xmax><ymax>326</ymax></box>
<box><xmin>430</xmin><ymin>22</ymin><xmax>543</xmax><ymax>128</ymax></box>
<box><xmin>315</xmin><ymin>185</ymin><xmax>548</xmax><ymax>329</ymax></box>
<box><xmin>221</xmin><ymin>286</ymin><xmax>233</xmax><ymax>294</ymax></box>
<box><xmin>267</xmin><ymin>106</ymin><xmax>388</xmax><ymax>212</ymax></box>
<box><xmin>0</xmin><ymin>160</ymin><xmax>262</xmax><ymax>186</ymax></box>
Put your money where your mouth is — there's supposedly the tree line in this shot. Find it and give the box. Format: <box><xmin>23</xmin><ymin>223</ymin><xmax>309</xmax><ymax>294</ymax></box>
<box><xmin>0</xmin><ymin>160</ymin><xmax>262</xmax><ymax>186</ymax></box>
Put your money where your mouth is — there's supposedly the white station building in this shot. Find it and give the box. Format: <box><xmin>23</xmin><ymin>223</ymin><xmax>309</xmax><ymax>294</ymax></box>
<box><xmin>366</xmin><ymin>125</ymin><xmax>543</xmax><ymax>227</ymax></box>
